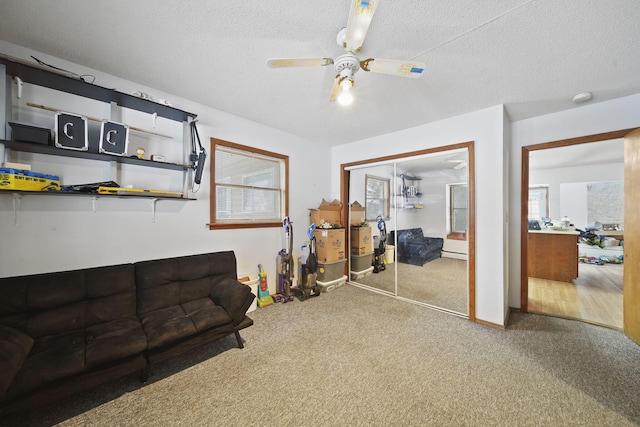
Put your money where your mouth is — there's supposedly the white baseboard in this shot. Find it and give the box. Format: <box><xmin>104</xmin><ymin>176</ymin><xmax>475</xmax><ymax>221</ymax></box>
<box><xmin>442</xmin><ymin>251</ymin><xmax>467</xmax><ymax>261</ymax></box>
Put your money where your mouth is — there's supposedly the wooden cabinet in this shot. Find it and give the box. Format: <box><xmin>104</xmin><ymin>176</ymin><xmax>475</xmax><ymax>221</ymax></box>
<box><xmin>528</xmin><ymin>231</ymin><xmax>579</xmax><ymax>282</ymax></box>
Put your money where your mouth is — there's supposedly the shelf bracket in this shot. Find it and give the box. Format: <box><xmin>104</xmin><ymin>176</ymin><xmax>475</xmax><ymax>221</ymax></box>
<box><xmin>12</xmin><ymin>192</ymin><xmax>21</xmax><ymax>226</ymax></box>
<box><xmin>151</xmin><ymin>198</ymin><xmax>159</xmax><ymax>223</ymax></box>
<box><xmin>91</xmin><ymin>196</ymin><xmax>98</xmax><ymax>213</ymax></box>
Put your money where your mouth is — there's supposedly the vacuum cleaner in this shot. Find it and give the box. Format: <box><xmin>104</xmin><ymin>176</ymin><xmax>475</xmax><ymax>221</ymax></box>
<box><xmin>256</xmin><ymin>264</ymin><xmax>274</xmax><ymax>307</ymax></box>
<box><xmin>293</xmin><ymin>224</ymin><xmax>321</xmax><ymax>301</ymax></box>
<box><xmin>372</xmin><ymin>215</ymin><xmax>387</xmax><ymax>273</ymax></box>
<box><xmin>273</xmin><ymin>217</ymin><xmax>296</xmax><ymax>303</ymax></box>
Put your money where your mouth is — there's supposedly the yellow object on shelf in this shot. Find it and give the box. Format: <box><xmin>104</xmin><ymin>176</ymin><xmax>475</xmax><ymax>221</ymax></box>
<box><xmin>97</xmin><ymin>186</ymin><xmax>183</xmax><ymax>198</ymax></box>
<box><xmin>0</xmin><ymin>169</ymin><xmax>60</xmax><ymax>191</ymax></box>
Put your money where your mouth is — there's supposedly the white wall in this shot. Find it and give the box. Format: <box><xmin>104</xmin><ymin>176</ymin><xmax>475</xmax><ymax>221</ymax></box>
<box><xmin>6</xmin><ymin>40</ymin><xmax>638</xmax><ymax>326</ymax></box>
<box><xmin>0</xmin><ymin>41</ymin><xmax>332</xmax><ymax>296</ymax></box>
<box><xmin>508</xmin><ymin>93</ymin><xmax>640</xmax><ymax>308</ymax></box>
<box><xmin>332</xmin><ymin>106</ymin><xmax>508</xmax><ymax>326</ymax></box>
<box><xmin>502</xmin><ymin>113</ymin><xmax>511</xmax><ymax>324</ymax></box>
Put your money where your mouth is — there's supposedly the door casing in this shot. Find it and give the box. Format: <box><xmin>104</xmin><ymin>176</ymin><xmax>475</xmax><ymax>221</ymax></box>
<box><xmin>340</xmin><ymin>141</ymin><xmax>476</xmax><ymax>321</ymax></box>
<box><xmin>520</xmin><ymin>128</ymin><xmax>638</xmax><ymax>343</ymax></box>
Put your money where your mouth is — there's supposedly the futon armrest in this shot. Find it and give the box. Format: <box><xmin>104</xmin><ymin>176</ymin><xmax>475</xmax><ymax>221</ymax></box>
<box><xmin>0</xmin><ymin>325</ymin><xmax>34</xmax><ymax>399</ymax></box>
<box><xmin>209</xmin><ymin>278</ymin><xmax>254</xmax><ymax>325</ymax></box>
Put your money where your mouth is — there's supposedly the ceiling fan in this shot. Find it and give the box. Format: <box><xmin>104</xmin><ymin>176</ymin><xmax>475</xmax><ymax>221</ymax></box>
<box><xmin>446</xmin><ymin>159</ymin><xmax>467</xmax><ymax>170</ymax></box>
<box><xmin>266</xmin><ymin>0</ymin><xmax>426</xmax><ymax>106</ymax></box>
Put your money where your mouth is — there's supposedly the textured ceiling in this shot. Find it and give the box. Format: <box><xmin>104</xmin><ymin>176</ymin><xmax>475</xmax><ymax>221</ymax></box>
<box><xmin>1</xmin><ymin>0</ymin><xmax>639</xmax><ymax>147</ymax></box>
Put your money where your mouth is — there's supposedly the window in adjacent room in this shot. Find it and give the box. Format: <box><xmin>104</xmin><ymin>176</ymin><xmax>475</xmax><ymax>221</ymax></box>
<box><xmin>365</xmin><ymin>175</ymin><xmax>390</xmax><ymax>220</ymax></box>
<box><xmin>586</xmin><ymin>180</ymin><xmax>623</xmax><ymax>226</ymax></box>
<box><xmin>210</xmin><ymin>138</ymin><xmax>288</xmax><ymax>230</ymax></box>
<box><xmin>447</xmin><ymin>183</ymin><xmax>467</xmax><ymax>240</ymax></box>
<box><xmin>528</xmin><ymin>186</ymin><xmax>549</xmax><ymax>220</ymax></box>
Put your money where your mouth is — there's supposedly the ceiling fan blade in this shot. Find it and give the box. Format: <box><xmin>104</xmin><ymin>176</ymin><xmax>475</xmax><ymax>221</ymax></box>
<box><xmin>343</xmin><ymin>0</ymin><xmax>378</xmax><ymax>52</ymax></box>
<box><xmin>267</xmin><ymin>58</ymin><xmax>333</xmax><ymax>68</ymax></box>
<box><xmin>360</xmin><ymin>58</ymin><xmax>425</xmax><ymax>78</ymax></box>
<box><xmin>267</xmin><ymin>58</ymin><xmax>334</xmax><ymax>68</ymax></box>
<box><xmin>454</xmin><ymin>162</ymin><xmax>467</xmax><ymax>170</ymax></box>
<box><xmin>329</xmin><ymin>75</ymin><xmax>341</xmax><ymax>102</ymax></box>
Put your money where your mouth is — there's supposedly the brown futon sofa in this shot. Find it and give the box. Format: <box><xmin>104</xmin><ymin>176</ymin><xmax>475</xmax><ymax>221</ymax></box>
<box><xmin>0</xmin><ymin>250</ymin><xmax>254</xmax><ymax>416</ymax></box>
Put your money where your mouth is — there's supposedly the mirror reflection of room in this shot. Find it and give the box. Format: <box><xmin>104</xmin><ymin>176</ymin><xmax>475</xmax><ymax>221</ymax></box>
<box><xmin>347</xmin><ymin>150</ymin><xmax>469</xmax><ymax>316</ymax></box>
<box><xmin>527</xmin><ymin>139</ymin><xmax>624</xmax><ymax>329</ymax></box>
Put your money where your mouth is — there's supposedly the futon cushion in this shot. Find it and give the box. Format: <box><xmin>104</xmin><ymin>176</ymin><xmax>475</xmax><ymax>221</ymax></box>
<box><xmin>135</xmin><ymin>251</ymin><xmax>240</xmax><ymax>316</ymax></box>
<box><xmin>0</xmin><ymin>264</ymin><xmax>137</xmax><ymax>338</ymax></box>
<box><xmin>182</xmin><ymin>298</ymin><xmax>231</xmax><ymax>332</ymax></box>
<box><xmin>86</xmin><ymin>317</ymin><xmax>148</xmax><ymax>368</ymax></box>
<box><xmin>140</xmin><ymin>301</ymin><xmax>233</xmax><ymax>350</ymax></box>
<box><xmin>8</xmin><ymin>330</ymin><xmax>85</xmax><ymax>398</ymax></box>
<box><xmin>0</xmin><ymin>325</ymin><xmax>34</xmax><ymax>398</ymax></box>
<box><xmin>140</xmin><ymin>306</ymin><xmax>196</xmax><ymax>350</ymax></box>
<box><xmin>209</xmin><ymin>278</ymin><xmax>254</xmax><ymax>325</ymax></box>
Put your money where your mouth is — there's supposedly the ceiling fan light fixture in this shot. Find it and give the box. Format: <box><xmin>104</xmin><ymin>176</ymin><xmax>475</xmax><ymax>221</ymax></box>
<box><xmin>337</xmin><ymin>91</ymin><xmax>354</xmax><ymax>106</ymax></box>
<box><xmin>337</xmin><ymin>78</ymin><xmax>354</xmax><ymax>106</ymax></box>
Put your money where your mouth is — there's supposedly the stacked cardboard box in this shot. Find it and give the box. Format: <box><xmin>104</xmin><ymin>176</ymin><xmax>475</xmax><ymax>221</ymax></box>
<box><xmin>309</xmin><ymin>198</ymin><xmax>342</xmax><ymax>228</ymax></box>
<box><xmin>350</xmin><ymin>201</ymin><xmax>366</xmax><ymax>225</ymax></box>
<box><xmin>350</xmin><ymin>226</ymin><xmax>372</xmax><ymax>255</ymax></box>
<box><xmin>314</xmin><ymin>228</ymin><xmax>345</xmax><ymax>263</ymax></box>
<box><xmin>310</xmin><ymin>199</ymin><xmax>346</xmax><ymax>284</ymax></box>
<box><xmin>350</xmin><ymin>226</ymin><xmax>373</xmax><ymax>274</ymax></box>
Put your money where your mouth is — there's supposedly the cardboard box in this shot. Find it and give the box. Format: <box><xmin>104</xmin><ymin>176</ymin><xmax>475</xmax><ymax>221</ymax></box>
<box><xmin>350</xmin><ymin>226</ymin><xmax>372</xmax><ymax>255</ymax></box>
<box><xmin>309</xmin><ymin>198</ymin><xmax>342</xmax><ymax>227</ymax></box>
<box><xmin>314</xmin><ymin>228</ymin><xmax>345</xmax><ymax>262</ymax></box>
<box><xmin>350</xmin><ymin>201</ymin><xmax>366</xmax><ymax>225</ymax></box>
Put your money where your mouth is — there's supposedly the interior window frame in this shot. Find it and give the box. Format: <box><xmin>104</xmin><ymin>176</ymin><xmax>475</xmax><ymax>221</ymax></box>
<box><xmin>209</xmin><ymin>138</ymin><xmax>289</xmax><ymax>230</ymax></box>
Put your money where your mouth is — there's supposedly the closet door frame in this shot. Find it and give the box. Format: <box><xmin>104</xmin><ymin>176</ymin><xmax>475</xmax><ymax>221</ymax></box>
<box><xmin>341</xmin><ymin>141</ymin><xmax>476</xmax><ymax>322</ymax></box>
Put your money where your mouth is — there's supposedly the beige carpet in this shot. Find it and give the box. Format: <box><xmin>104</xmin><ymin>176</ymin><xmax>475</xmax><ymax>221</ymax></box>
<box><xmin>4</xmin><ymin>284</ymin><xmax>640</xmax><ymax>427</ymax></box>
<box><xmin>355</xmin><ymin>257</ymin><xmax>468</xmax><ymax>314</ymax></box>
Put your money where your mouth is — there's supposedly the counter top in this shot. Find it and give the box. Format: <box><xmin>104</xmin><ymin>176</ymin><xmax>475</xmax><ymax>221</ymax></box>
<box><xmin>529</xmin><ymin>228</ymin><xmax>580</xmax><ymax>235</ymax></box>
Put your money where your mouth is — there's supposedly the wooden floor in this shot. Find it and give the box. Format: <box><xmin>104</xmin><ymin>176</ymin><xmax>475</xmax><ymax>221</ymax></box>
<box><xmin>528</xmin><ymin>262</ymin><xmax>624</xmax><ymax>330</ymax></box>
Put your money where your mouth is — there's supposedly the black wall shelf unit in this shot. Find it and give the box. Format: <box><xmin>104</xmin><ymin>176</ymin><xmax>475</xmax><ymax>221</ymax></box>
<box><xmin>0</xmin><ymin>54</ymin><xmax>197</xmax><ymax>122</ymax></box>
<box><xmin>4</xmin><ymin>190</ymin><xmax>195</xmax><ymax>201</ymax></box>
<box><xmin>1</xmin><ymin>52</ymin><xmax>200</xmax><ymax>203</ymax></box>
<box><xmin>2</xmin><ymin>140</ymin><xmax>190</xmax><ymax>171</ymax></box>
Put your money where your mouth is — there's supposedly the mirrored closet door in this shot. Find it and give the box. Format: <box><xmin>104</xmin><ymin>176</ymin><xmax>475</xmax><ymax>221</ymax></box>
<box><xmin>346</xmin><ymin>147</ymin><xmax>470</xmax><ymax>316</ymax></box>
<box><xmin>348</xmin><ymin>163</ymin><xmax>396</xmax><ymax>296</ymax></box>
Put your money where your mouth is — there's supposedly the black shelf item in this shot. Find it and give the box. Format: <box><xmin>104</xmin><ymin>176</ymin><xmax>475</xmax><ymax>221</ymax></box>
<box><xmin>2</xmin><ymin>140</ymin><xmax>190</xmax><ymax>171</ymax></box>
<box><xmin>0</xmin><ymin>54</ymin><xmax>197</xmax><ymax>122</ymax></box>
<box><xmin>399</xmin><ymin>173</ymin><xmax>422</xmax><ymax>181</ymax></box>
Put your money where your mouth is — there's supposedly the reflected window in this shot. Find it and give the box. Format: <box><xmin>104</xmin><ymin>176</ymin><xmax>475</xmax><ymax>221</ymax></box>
<box><xmin>447</xmin><ymin>183</ymin><xmax>467</xmax><ymax>240</ymax></box>
<box><xmin>365</xmin><ymin>175</ymin><xmax>390</xmax><ymax>220</ymax></box>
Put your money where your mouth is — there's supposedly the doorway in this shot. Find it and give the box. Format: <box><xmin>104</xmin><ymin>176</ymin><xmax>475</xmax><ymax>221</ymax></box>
<box><xmin>520</xmin><ymin>129</ymin><xmax>638</xmax><ymax>336</ymax></box>
<box><xmin>340</xmin><ymin>141</ymin><xmax>476</xmax><ymax>321</ymax></box>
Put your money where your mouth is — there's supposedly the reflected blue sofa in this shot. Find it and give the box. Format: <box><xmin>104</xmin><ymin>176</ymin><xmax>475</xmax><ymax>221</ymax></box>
<box><xmin>388</xmin><ymin>229</ymin><xmax>444</xmax><ymax>266</ymax></box>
